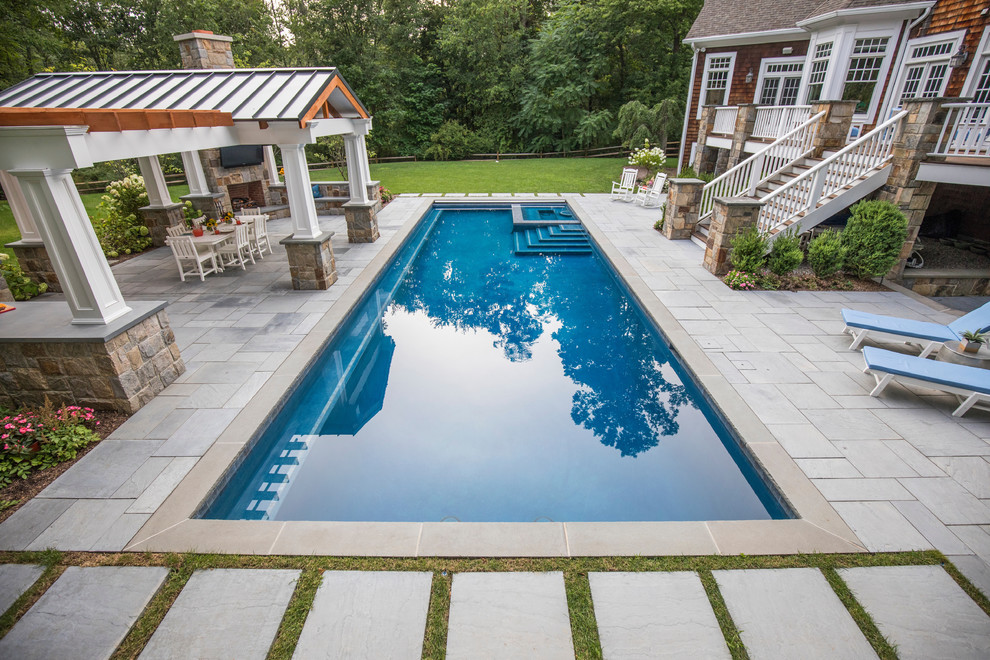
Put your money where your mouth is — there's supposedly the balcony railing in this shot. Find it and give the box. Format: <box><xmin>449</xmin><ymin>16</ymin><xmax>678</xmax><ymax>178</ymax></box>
<box><xmin>934</xmin><ymin>103</ymin><xmax>990</xmax><ymax>158</ymax></box>
<box><xmin>752</xmin><ymin>105</ymin><xmax>812</xmax><ymax>139</ymax></box>
<box><xmin>711</xmin><ymin>107</ymin><xmax>739</xmax><ymax>135</ymax></box>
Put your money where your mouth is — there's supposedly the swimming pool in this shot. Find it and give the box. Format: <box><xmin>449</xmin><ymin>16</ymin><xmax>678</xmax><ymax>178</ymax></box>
<box><xmin>204</xmin><ymin>203</ymin><xmax>788</xmax><ymax>522</ymax></box>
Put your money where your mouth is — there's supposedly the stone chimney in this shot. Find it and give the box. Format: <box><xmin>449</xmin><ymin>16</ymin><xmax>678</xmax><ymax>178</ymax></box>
<box><xmin>173</xmin><ymin>30</ymin><xmax>234</xmax><ymax>70</ymax></box>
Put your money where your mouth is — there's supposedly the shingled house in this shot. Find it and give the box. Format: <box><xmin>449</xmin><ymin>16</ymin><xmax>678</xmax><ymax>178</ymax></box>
<box><xmin>670</xmin><ymin>0</ymin><xmax>989</xmax><ymax>293</ymax></box>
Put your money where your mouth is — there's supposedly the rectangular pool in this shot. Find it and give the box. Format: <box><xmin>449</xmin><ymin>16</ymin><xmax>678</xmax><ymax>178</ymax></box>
<box><xmin>204</xmin><ymin>203</ymin><xmax>788</xmax><ymax>522</ymax></box>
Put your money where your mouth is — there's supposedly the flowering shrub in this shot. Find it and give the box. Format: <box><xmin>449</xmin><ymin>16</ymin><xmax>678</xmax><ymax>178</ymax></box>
<box><xmin>628</xmin><ymin>140</ymin><xmax>666</xmax><ymax>174</ymax></box>
<box><xmin>724</xmin><ymin>269</ymin><xmax>759</xmax><ymax>290</ymax></box>
<box><xmin>93</xmin><ymin>175</ymin><xmax>152</xmax><ymax>259</ymax></box>
<box><xmin>0</xmin><ymin>253</ymin><xmax>48</xmax><ymax>300</ymax></box>
<box><xmin>0</xmin><ymin>404</ymin><xmax>101</xmax><ymax>488</ymax></box>
<box><xmin>379</xmin><ymin>186</ymin><xmax>395</xmax><ymax>205</ymax></box>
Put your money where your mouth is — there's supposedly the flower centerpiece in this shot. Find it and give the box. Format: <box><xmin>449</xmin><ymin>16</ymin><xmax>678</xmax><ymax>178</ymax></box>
<box><xmin>203</xmin><ymin>217</ymin><xmax>219</xmax><ymax>234</ymax></box>
<box><xmin>628</xmin><ymin>140</ymin><xmax>666</xmax><ymax>180</ymax></box>
<box><xmin>222</xmin><ymin>211</ymin><xmax>235</xmax><ymax>224</ymax></box>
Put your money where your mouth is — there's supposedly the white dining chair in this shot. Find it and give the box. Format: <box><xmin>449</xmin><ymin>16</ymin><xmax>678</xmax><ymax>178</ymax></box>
<box><xmin>165</xmin><ymin>224</ymin><xmax>186</xmax><ymax>238</ymax></box>
<box><xmin>166</xmin><ymin>236</ymin><xmax>218</xmax><ymax>282</ymax></box>
<box><xmin>216</xmin><ymin>222</ymin><xmax>254</xmax><ymax>270</ymax></box>
<box><xmin>249</xmin><ymin>214</ymin><xmax>272</xmax><ymax>259</ymax></box>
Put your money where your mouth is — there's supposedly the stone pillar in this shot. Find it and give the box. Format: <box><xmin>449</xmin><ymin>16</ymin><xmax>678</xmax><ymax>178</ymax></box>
<box><xmin>703</xmin><ymin>197</ymin><xmax>763</xmax><ymax>276</ymax></box>
<box><xmin>692</xmin><ymin>106</ymin><xmax>718</xmax><ymax>173</ymax></box>
<box><xmin>11</xmin><ymin>169</ymin><xmax>131</xmax><ymax>324</ymax></box>
<box><xmin>173</xmin><ymin>30</ymin><xmax>234</xmax><ymax>70</ymax></box>
<box><xmin>139</xmin><ymin>203</ymin><xmax>186</xmax><ymax>247</ymax></box>
<box><xmin>280</xmin><ymin>233</ymin><xmax>338</xmax><ymax>290</ymax></box>
<box><xmin>810</xmin><ymin>100</ymin><xmax>857</xmax><ymax>157</ymax></box>
<box><xmin>0</xmin><ymin>170</ymin><xmax>60</xmax><ymax>291</ymax></box>
<box><xmin>662</xmin><ymin>178</ymin><xmax>705</xmax><ymax>240</ymax></box>
<box><xmin>0</xmin><ymin>270</ymin><xmax>13</xmax><ymax>302</ymax></box>
<box><xmin>343</xmin><ymin>129</ymin><xmax>379</xmax><ymax>242</ymax></box>
<box><xmin>877</xmin><ymin>98</ymin><xmax>953</xmax><ymax>279</ymax></box>
<box><xmin>727</xmin><ymin>104</ymin><xmax>758</xmax><ymax>168</ymax></box>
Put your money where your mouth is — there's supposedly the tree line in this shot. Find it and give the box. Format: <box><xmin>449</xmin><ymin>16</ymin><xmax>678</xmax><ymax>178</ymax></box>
<box><xmin>0</xmin><ymin>0</ymin><xmax>702</xmax><ymax>159</ymax></box>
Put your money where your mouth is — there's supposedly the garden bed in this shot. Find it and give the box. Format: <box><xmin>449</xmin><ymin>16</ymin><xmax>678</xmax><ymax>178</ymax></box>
<box><xmin>721</xmin><ymin>265</ymin><xmax>889</xmax><ymax>292</ymax></box>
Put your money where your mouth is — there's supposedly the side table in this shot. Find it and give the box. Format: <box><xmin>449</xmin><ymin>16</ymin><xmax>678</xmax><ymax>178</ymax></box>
<box><xmin>936</xmin><ymin>341</ymin><xmax>990</xmax><ymax>370</ymax></box>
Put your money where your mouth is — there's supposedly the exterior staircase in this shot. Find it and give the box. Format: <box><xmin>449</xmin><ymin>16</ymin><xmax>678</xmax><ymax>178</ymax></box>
<box><xmin>692</xmin><ymin>110</ymin><xmax>906</xmax><ymax>248</ymax></box>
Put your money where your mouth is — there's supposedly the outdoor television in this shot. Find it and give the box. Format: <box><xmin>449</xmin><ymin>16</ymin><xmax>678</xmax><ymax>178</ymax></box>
<box><xmin>220</xmin><ymin>145</ymin><xmax>264</xmax><ymax>168</ymax></box>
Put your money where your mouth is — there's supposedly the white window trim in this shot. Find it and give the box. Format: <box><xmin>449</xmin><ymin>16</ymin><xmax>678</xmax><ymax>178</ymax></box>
<box><xmin>962</xmin><ymin>26</ymin><xmax>990</xmax><ymax>99</ymax></box>
<box><xmin>697</xmin><ymin>51</ymin><xmax>736</xmax><ymax>119</ymax></box>
<box><xmin>841</xmin><ymin>25</ymin><xmax>900</xmax><ymax>123</ymax></box>
<box><xmin>753</xmin><ymin>56</ymin><xmax>806</xmax><ymax>104</ymax></box>
<box><xmin>799</xmin><ymin>30</ymin><xmax>844</xmax><ymax>105</ymax></box>
<box><xmin>889</xmin><ymin>29</ymin><xmax>965</xmax><ymax>108</ymax></box>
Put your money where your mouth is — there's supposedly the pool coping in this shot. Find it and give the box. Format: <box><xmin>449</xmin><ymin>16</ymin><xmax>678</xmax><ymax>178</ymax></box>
<box><xmin>126</xmin><ymin>197</ymin><xmax>866</xmax><ymax>557</ymax></box>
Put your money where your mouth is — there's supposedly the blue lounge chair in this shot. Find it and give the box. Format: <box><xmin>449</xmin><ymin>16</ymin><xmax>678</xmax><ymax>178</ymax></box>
<box><xmin>863</xmin><ymin>346</ymin><xmax>990</xmax><ymax>417</ymax></box>
<box><xmin>842</xmin><ymin>302</ymin><xmax>990</xmax><ymax>357</ymax></box>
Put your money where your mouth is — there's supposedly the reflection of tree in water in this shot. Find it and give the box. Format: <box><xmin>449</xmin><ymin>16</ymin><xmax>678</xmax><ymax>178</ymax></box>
<box><xmin>391</xmin><ymin>215</ymin><xmax>695</xmax><ymax>456</ymax></box>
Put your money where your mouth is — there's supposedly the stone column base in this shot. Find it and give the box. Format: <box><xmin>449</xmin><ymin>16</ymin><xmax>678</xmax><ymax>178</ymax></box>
<box><xmin>0</xmin><ymin>271</ymin><xmax>13</xmax><ymax>302</ymax></box>
<box><xmin>140</xmin><ymin>202</ymin><xmax>186</xmax><ymax>247</ymax></box>
<box><xmin>280</xmin><ymin>232</ymin><xmax>338</xmax><ymax>290</ymax></box>
<box><xmin>703</xmin><ymin>197</ymin><xmax>764</xmax><ymax>276</ymax></box>
<box><xmin>343</xmin><ymin>201</ymin><xmax>380</xmax><ymax>243</ymax></box>
<box><xmin>180</xmin><ymin>192</ymin><xmax>225</xmax><ymax>218</ymax></box>
<box><xmin>6</xmin><ymin>240</ymin><xmax>60</xmax><ymax>292</ymax></box>
<box><xmin>662</xmin><ymin>178</ymin><xmax>705</xmax><ymax>240</ymax></box>
<box><xmin>0</xmin><ymin>302</ymin><xmax>184</xmax><ymax>413</ymax></box>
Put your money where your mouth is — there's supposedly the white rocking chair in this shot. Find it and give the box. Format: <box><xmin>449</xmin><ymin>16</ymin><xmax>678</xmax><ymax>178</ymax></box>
<box><xmin>216</xmin><ymin>222</ymin><xmax>255</xmax><ymax>270</ymax></box>
<box><xmin>166</xmin><ymin>236</ymin><xmax>218</xmax><ymax>282</ymax></box>
<box><xmin>635</xmin><ymin>173</ymin><xmax>667</xmax><ymax>207</ymax></box>
<box><xmin>610</xmin><ymin>168</ymin><xmax>638</xmax><ymax>201</ymax></box>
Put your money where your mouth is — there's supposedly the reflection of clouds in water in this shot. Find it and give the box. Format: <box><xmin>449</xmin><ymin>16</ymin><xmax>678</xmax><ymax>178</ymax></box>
<box><xmin>389</xmin><ymin>218</ymin><xmax>695</xmax><ymax>457</ymax></box>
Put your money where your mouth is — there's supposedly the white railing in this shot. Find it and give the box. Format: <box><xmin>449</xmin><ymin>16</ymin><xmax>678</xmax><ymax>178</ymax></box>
<box><xmin>699</xmin><ymin>110</ymin><xmax>826</xmax><ymax>222</ymax></box>
<box><xmin>934</xmin><ymin>102</ymin><xmax>990</xmax><ymax>158</ymax></box>
<box><xmin>712</xmin><ymin>106</ymin><xmax>739</xmax><ymax>135</ymax></box>
<box><xmin>757</xmin><ymin>110</ymin><xmax>907</xmax><ymax>234</ymax></box>
<box><xmin>752</xmin><ymin>105</ymin><xmax>812</xmax><ymax>139</ymax></box>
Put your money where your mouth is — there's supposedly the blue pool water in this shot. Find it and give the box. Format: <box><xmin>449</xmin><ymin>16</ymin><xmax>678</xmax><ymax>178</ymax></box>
<box><xmin>205</xmin><ymin>204</ymin><xmax>788</xmax><ymax>522</ymax></box>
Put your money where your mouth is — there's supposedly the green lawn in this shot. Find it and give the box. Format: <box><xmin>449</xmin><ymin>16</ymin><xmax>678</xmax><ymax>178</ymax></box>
<box><xmin>0</xmin><ymin>158</ymin><xmax>670</xmax><ymax>261</ymax></box>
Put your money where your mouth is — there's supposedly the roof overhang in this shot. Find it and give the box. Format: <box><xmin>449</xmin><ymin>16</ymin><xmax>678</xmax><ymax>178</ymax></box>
<box><xmin>797</xmin><ymin>1</ymin><xmax>933</xmax><ymax>30</ymax></box>
<box><xmin>0</xmin><ymin>116</ymin><xmax>371</xmax><ymax>170</ymax></box>
<box><xmin>685</xmin><ymin>28</ymin><xmax>809</xmax><ymax>50</ymax></box>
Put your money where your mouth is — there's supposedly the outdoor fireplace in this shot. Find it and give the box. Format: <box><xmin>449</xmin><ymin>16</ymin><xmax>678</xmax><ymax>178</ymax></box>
<box><xmin>227</xmin><ymin>181</ymin><xmax>265</xmax><ymax>211</ymax></box>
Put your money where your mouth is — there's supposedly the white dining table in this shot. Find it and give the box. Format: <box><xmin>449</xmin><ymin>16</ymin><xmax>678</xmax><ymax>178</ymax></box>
<box><xmin>185</xmin><ymin>232</ymin><xmax>233</xmax><ymax>270</ymax></box>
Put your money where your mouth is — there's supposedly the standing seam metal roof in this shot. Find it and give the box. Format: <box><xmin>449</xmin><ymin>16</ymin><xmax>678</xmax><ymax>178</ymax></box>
<box><xmin>0</xmin><ymin>68</ymin><xmax>368</xmax><ymax>122</ymax></box>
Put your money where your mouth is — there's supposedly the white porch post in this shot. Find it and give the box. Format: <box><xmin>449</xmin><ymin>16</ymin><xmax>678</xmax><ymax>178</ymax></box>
<box><xmin>180</xmin><ymin>151</ymin><xmax>210</xmax><ymax>195</ymax></box>
<box><xmin>343</xmin><ymin>133</ymin><xmax>371</xmax><ymax>204</ymax></box>
<box><xmin>263</xmin><ymin>146</ymin><xmax>280</xmax><ymax>183</ymax></box>
<box><xmin>12</xmin><ymin>169</ymin><xmax>130</xmax><ymax>324</ymax></box>
<box><xmin>0</xmin><ymin>170</ymin><xmax>42</xmax><ymax>242</ymax></box>
<box><xmin>137</xmin><ymin>156</ymin><xmax>171</xmax><ymax>207</ymax></box>
<box><xmin>278</xmin><ymin>143</ymin><xmax>321</xmax><ymax>240</ymax></box>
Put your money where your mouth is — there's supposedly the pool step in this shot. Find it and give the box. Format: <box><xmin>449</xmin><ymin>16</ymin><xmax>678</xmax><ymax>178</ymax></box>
<box><xmin>513</xmin><ymin>224</ymin><xmax>592</xmax><ymax>256</ymax></box>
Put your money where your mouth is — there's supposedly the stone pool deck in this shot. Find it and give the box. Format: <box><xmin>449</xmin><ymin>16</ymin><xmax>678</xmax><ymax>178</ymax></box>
<box><xmin>0</xmin><ymin>193</ymin><xmax>989</xmax><ymax>653</ymax></box>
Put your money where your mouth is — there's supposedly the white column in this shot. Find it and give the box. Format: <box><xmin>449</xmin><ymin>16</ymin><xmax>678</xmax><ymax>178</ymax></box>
<box><xmin>263</xmin><ymin>146</ymin><xmax>280</xmax><ymax>183</ymax></box>
<box><xmin>12</xmin><ymin>169</ymin><xmax>130</xmax><ymax>324</ymax></box>
<box><xmin>278</xmin><ymin>143</ymin><xmax>322</xmax><ymax>240</ymax></box>
<box><xmin>136</xmin><ymin>156</ymin><xmax>171</xmax><ymax>207</ymax></box>
<box><xmin>355</xmin><ymin>134</ymin><xmax>374</xmax><ymax>187</ymax></box>
<box><xmin>0</xmin><ymin>170</ymin><xmax>42</xmax><ymax>242</ymax></box>
<box><xmin>343</xmin><ymin>134</ymin><xmax>371</xmax><ymax>205</ymax></box>
<box><xmin>180</xmin><ymin>151</ymin><xmax>210</xmax><ymax>196</ymax></box>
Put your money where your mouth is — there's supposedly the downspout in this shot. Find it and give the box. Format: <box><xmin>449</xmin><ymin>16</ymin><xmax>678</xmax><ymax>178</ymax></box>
<box><xmin>881</xmin><ymin>5</ymin><xmax>933</xmax><ymax>121</ymax></box>
<box><xmin>678</xmin><ymin>45</ymin><xmax>700</xmax><ymax>173</ymax></box>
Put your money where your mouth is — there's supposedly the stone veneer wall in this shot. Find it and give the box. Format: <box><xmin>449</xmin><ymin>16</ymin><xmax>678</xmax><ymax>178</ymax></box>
<box><xmin>268</xmin><ymin>182</ymin><xmax>383</xmax><ymax>216</ymax></box>
<box><xmin>176</xmin><ymin>31</ymin><xmax>234</xmax><ymax>70</ymax></box>
<box><xmin>902</xmin><ymin>273</ymin><xmax>990</xmax><ymax>297</ymax></box>
<box><xmin>8</xmin><ymin>243</ymin><xmax>60</xmax><ymax>292</ymax></box>
<box><xmin>0</xmin><ymin>271</ymin><xmax>13</xmax><ymax>302</ymax></box>
<box><xmin>199</xmin><ymin>150</ymin><xmax>270</xmax><ymax>215</ymax></box>
<box><xmin>0</xmin><ymin>310</ymin><xmax>185</xmax><ymax>413</ymax></box>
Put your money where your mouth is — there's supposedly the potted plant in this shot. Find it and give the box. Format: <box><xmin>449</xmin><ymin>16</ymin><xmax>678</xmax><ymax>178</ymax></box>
<box><xmin>961</xmin><ymin>330</ymin><xmax>987</xmax><ymax>354</ymax></box>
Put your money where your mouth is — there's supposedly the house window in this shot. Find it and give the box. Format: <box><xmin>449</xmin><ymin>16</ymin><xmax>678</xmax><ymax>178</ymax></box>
<box><xmin>758</xmin><ymin>61</ymin><xmax>803</xmax><ymax>106</ymax></box>
<box><xmin>807</xmin><ymin>42</ymin><xmax>832</xmax><ymax>102</ymax></box>
<box><xmin>842</xmin><ymin>37</ymin><xmax>890</xmax><ymax>113</ymax></box>
<box><xmin>973</xmin><ymin>58</ymin><xmax>990</xmax><ymax>103</ymax></box>
<box><xmin>898</xmin><ymin>39</ymin><xmax>955</xmax><ymax>104</ymax></box>
<box><xmin>702</xmin><ymin>55</ymin><xmax>734</xmax><ymax>107</ymax></box>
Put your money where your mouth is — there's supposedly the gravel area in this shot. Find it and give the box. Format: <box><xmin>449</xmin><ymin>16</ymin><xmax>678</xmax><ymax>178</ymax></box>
<box><xmin>912</xmin><ymin>238</ymin><xmax>990</xmax><ymax>270</ymax></box>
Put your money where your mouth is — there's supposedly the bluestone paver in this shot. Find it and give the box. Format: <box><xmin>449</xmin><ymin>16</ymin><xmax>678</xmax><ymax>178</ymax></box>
<box><xmin>0</xmin><ymin>566</ymin><xmax>168</xmax><ymax>660</ymax></box>
<box><xmin>840</xmin><ymin>565</ymin><xmax>990</xmax><ymax>660</ymax></box>
<box><xmin>0</xmin><ymin>563</ymin><xmax>43</xmax><ymax>614</ymax></box>
<box><xmin>446</xmin><ymin>572</ymin><xmax>574</xmax><ymax>660</ymax></box>
<box><xmin>139</xmin><ymin>568</ymin><xmax>299</xmax><ymax>660</ymax></box>
<box><xmin>589</xmin><ymin>571</ymin><xmax>730</xmax><ymax>659</ymax></box>
<box><xmin>714</xmin><ymin>568</ymin><xmax>877</xmax><ymax>660</ymax></box>
<box><xmin>293</xmin><ymin>571</ymin><xmax>432</xmax><ymax>659</ymax></box>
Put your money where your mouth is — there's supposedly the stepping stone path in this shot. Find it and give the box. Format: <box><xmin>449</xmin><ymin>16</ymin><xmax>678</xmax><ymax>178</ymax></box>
<box><xmin>839</xmin><ymin>565</ymin><xmax>990</xmax><ymax>659</ymax></box>
<box><xmin>293</xmin><ymin>571</ymin><xmax>432</xmax><ymax>659</ymax></box>
<box><xmin>446</xmin><ymin>572</ymin><xmax>574</xmax><ymax>660</ymax></box>
<box><xmin>589</xmin><ymin>571</ymin><xmax>730</xmax><ymax>659</ymax></box>
<box><xmin>0</xmin><ymin>566</ymin><xmax>168</xmax><ymax>660</ymax></box>
<box><xmin>139</xmin><ymin>568</ymin><xmax>299</xmax><ymax>660</ymax></box>
<box><xmin>714</xmin><ymin>568</ymin><xmax>878</xmax><ymax>659</ymax></box>
<box><xmin>0</xmin><ymin>563</ymin><xmax>43</xmax><ymax>614</ymax></box>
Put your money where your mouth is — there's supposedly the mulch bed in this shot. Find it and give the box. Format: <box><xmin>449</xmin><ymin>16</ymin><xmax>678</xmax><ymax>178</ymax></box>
<box><xmin>0</xmin><ymin>410</ymin><xmax>130</xmax><ymax>525</ymax></box>
<box><xmin>720</xmin><ymin>264</ymin><xmax>890</xmax><ymax>292</ymax></box>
